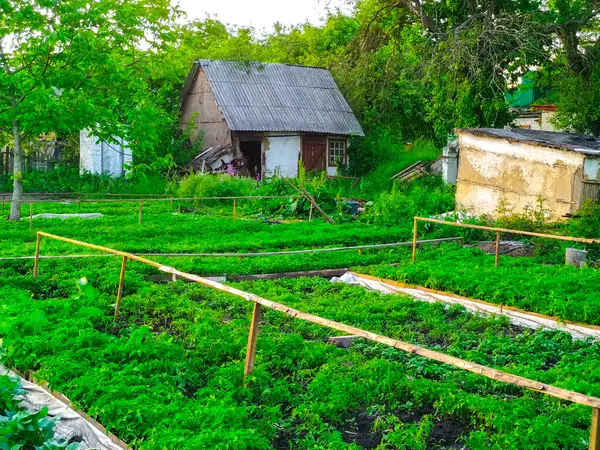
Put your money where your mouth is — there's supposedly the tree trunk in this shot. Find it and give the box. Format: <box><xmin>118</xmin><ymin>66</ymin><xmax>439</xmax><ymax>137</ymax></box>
<box><xmin>9</xmin><ymin>122</ymin><xmax>23</xmax><ymax>221</ymax></box>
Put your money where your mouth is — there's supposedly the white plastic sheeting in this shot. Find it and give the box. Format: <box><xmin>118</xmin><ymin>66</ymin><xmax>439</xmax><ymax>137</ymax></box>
<box><xmin>332</xmin><ymin>272</ymin><xmax>600</xmax><ymax>341</ymax></box>
<box><xmin>0</xmin><ymin>366</ymin><xmax>126</xmax><ymax>450</ymax></box>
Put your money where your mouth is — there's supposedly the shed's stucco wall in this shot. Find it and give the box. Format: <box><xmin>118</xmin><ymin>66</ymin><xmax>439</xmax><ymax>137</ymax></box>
<box><xmin>264</xmin><ymin>136</ymin><xmax>300</xmax><ymax>177</ymax></box>
<box><xmin>456</xmin><ymin>133</ymin><xmax>585</xmax><ymax>220</ymax></box>
<box><xmin>180</xmin><ymin>69</ymin><xmax>232</xmax><ymax>152</ymax></box>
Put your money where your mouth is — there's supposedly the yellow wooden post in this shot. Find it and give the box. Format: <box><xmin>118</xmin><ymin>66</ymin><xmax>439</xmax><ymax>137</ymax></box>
<box><xmin>412</xmin><ymin>218</ymin><xmax>418</xmax><ymax>262</ymax></box>
<box><xmin>244</xmin><ymin>303</ymin><xmax>262</xmax><ymax>377</ymax></box>
<box><xmin>591</xmin><ymin>408</ymin><xmax>600</xmax><ymax>450</ymax></box>
<box><xmin>170</xmin><ymin>197</ymin><xmax>173</xmax><ymax>208</ymax></box>
<box><xmin>114</xmin><ymin>256</ymin><xmax>128</xmax><ymax>322</ymax></box>
<box><xmin>33</xmin><ymin>233</ymin><xmax>41</xmax><ymax>280</ymax></box>
<box><xmin>495</xmin><ymin>231</ymin><xmax>501</xmax><ymax>267</ymax></box>
<box><xmin>138</xmin><ymin>201</ymin><xmax>143</xmax><ymax>224</ymax></box>
<box><xmin>29</xmin><ymin>202</ymin><xmax>33</xmax><ymax>229</ymax></box>
<box><xmin>358</xmin><ymin>248</ymin><xmax>362</xmax><ymax>255</ymax></box>
<box><xmin>233</xmin><ymin>198</ymin><xmax>237</xmax><ymax>221</ymax></box>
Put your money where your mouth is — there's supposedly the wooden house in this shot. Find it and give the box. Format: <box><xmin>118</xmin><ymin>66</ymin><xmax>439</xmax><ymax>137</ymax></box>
<box><xmin>180</xmin><ymin>60</ymin><xmax>364</xmax><ymax>178</ymax></box>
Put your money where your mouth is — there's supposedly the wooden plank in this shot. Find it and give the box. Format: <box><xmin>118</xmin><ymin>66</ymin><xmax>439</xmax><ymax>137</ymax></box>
<box><xmin>415</xmin><ymin>217</ymin><xmax>600</xmax><ymax>245</ymax></box>
<box><xmin>495</xmin><ymin>231</ymin><xmax>501</xmax><ymax>267</ymax></box>
<box><xmin>36</xmin><ymin>232</ymin><xmax>600</xmax><ymax>410</ymax></box>
<box><xmin>280</xmin><ymin>176</ymin><xmax>335</xmax><ymax>224</ymax></box>
<box><xmin>114</xmin><ymin>256</ymin><xmax>128</xmax><ymax>322</ymax></box>
<box><xmin>591</xmin><ymin>408</ymin><xmax>600</xmax><ymax>450</ymax></box>
<box><xmin>157</xmin><ymin>264</ymin><xmax>600</xmax><ymax>409</ymax></box>
<box><xmin>412</xmin><ymin>217</ymin><xmax>418</xmax><ymax>262</ymax></box>
<box><xmin>244</xmin><ymin>303</ymin><xmax>262</xmax><ymax>377</ymax></box>
<box><xmin>391</xmin><ymin>161</ymin><xmax>422</xmax><ymax>180</ymax></box>
<box><xmin>33</xmin><ymin>233</ymin><xmax>41</xmax><ymax>280</ymax></box>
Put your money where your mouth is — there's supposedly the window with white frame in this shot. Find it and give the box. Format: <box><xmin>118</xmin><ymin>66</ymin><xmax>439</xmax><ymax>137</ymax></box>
<box><xmin>329</xmin><ymin>140</ymin><xmax>346</xmax><ymax>165</ymax></box>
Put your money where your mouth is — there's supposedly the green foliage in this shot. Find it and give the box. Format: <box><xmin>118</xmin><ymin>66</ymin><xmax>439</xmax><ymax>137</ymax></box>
<box><xmin>369</xmin><ymin>176</ymin><xmax>455</xmax><ymax>225</ymax></box>
<box><xmin>178</xmin><ymin>173</ymin><xmax>257</xmax><ymax>198</ymax></box>
<box><xmin>0</xmin><ymin>375</ymin><xmax>79</xmax><ymax>450</ymax></box>
<box><xmin>0</xmin><ymin>168</ymin><xmax>170</xmax><ymax>195</ymax></box>
<box><xmin>358</xmin><ymin>243</ymin><xmax>600</xmax><ymax>324</ymax></box>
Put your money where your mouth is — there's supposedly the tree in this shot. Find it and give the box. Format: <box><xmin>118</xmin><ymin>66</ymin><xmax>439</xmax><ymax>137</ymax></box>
<box><xmin>0</xmin><ymin>0</ymin><xmax>180</xmax><ymax>220</ymax></box>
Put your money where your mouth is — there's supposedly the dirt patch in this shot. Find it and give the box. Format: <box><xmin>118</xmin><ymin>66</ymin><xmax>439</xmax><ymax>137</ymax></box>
<box><xmin>472</xmin><ymin>241</ymin><xmax>534</xmax><ymax>257</ymax></box>
<box><xmin>429</xmin><ymin>417</ymin><xmax>469</xmax><ymax>448</ymax></box>
<box><xmin>341</xmin><ymin>413</ymin><xmax>382</xmax><ymax>449</ymax></box>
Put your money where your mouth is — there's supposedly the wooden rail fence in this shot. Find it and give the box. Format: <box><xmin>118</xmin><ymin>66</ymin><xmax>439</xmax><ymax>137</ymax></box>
<box><xmin>412</xmin><ymin>217</ymin><xmax>600</xmax><ymax>267</ymax></box>
<box><xmin>31</xmin><ymin>231</ymin><xmax>600</xmax><ymax>448</ymax></box>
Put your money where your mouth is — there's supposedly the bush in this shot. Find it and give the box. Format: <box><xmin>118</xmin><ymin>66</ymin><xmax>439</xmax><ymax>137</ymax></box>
<box><xmin>177</xmin><ymin>173</ymin><xmax>258</xmax><ymax>198</ymax></box>
<box><xmin>369</xmin><ymin>176</ymin><xmax>455</xmax><ymax>225</ymax></box>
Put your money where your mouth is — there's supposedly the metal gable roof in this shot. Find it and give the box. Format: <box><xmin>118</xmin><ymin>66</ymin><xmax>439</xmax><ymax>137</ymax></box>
<box><xmin>194</xmin><ymin>59</ymin><xmax>364</xmax><ymax>136</ymax></box>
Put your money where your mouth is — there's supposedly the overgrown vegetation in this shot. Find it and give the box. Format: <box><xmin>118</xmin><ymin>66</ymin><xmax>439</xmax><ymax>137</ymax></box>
<box><xmin>0</xmin><ymin>374</ymin><xmax>79</xmax><ymax>449</ymax></box>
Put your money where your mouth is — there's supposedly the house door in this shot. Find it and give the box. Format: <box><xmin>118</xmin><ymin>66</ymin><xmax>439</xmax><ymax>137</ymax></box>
<box><xmin>301</xmin><ymin>136</ymin><xmax>327</xmax><ymax>172</ymax></box>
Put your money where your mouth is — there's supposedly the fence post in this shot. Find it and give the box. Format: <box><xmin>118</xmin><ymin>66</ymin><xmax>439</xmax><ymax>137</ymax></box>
<box><xmin>170</xmin><ymin>197</ymin><xmax>173</xmax><ymax>208</ymax></box>
<box><xmin>412</xmin><ymin>218</ymin><xmax>418</xmax><ymax>262</ymax></box>
<box><xmin>138</xmin><ymin>201</ymin><xmax>143</xmax><ymax>224</ymax></box>
<box><xmin>233</xmin><ymin>198</ymin><xmax>237</xmax><ymax>221</ymax></box>
<box><xmin>33</xmin><ymin>233</ymin><xmax>41</xmax><ymax>279</ymax></box>
<box><xmin>591</xmin><ymin>408</ymin><xmax>600</xmax><ymax>450</ymax></box>
<box><xmin>495</xmin><ymin>231</ymin><xmax>501</xmax><ymax>267</ymax></box>
<box><xmin>29</xmin><ymin>202</ymin><xmax>33</xmax><ymax>229</ymax></box>
<box><xmin>114</xmin><ymin>256</ymin><xmax>128</xmax><ymax>322</ymax></box>
<box><xmin>244</xmin><ymin>302</ymin><xmax>262</xmax><ymax>377</ymax></box>
<box><xmin>309</xmin><ymin>203</ymin><xmax>313</xmax><ymax>221</ymax></box>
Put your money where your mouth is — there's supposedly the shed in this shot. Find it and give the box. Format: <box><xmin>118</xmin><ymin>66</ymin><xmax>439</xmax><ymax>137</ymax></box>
<box><xmin>180</xmin><ymin>60</ymin><xmax>364</xmax><ymax>178</ymax></box>
<box><xmin>455</xmin><ymin>128</ymin><xmax>600</xmax><ymax>220</ymax></box>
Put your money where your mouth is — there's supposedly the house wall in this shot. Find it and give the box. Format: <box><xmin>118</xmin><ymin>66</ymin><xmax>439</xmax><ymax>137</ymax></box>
<box><xmin>456</xmin><ymin>133</ymin><xmax>586</xmax><ymax>220</ymax></box>
<box><xmin>79</xmin><ymin>130</ymin><xmax>132</xmax><ymax>177</ymax></box>
<box><xmin>180</xmin><ymin>68</ymin><xmax>232</xmax><ymax>153</ymax></box>
<box><xmin>264</xmin><ymin>135</ymin><xmax>301</xmax><ymax>177</ymax></box>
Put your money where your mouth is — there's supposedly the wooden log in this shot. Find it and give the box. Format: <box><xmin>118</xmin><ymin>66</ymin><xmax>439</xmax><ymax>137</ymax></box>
<box><xmin>495</xmin><ymin>231</ymin><xmax>501</xmax><ymax>267</ymax></box>
<box><xmin>415</xmin><ymin>217</ymin><xmax>600</xmax><ymax>245</ymax></box>
<box><xmin>412</xmin><ymin>217</ymin><xmax>418</xmax><ymax>262</ymax></box>
<box><xmin>114</xmin><ymin>256</ymin><xmax>128</xmax><ymax>322</ymax></box>
<box><xmin>33</xmin><ymin>233</ymin><xmax>41</xmax><ymax>280</ymax></box>
<box><xmin>244</xmin><ymin>303</ymin><xmax>262</xmax><ymax>377</ymax></box>
<box><xmin>280</xmin><ymin>176</ymin><xmax>335</xmax><ymax>224</ymax></box>
<box><xmin>591</xmin><ymin>408</ymin><xmax>600</xmax><ymax>450</ymax></box>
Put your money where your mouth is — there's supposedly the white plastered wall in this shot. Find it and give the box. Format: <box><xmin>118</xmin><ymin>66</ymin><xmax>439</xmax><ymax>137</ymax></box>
<box><xmin>456</xmin><ymin>133</ymin><xmax>585</xmax><ymax>220</ymax></box>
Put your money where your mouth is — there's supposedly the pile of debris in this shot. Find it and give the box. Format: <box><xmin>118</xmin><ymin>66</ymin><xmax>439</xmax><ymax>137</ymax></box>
<box><xmin>390</xmin><ymin>158</ymin><xmax>442</xmax><ymax>182</ymax></box>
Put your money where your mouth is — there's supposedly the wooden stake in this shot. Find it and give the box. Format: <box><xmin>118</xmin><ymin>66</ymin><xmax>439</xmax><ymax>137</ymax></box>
<box><xmin>170</xmin><ymin>197</ymin><xmax>173</xmax><ymax>208</ymax></box>
<box><xmin>412</xmin><ymin>217</ymin><xmax>418</xmax><ymax>262</ymax></box>
<box><xmin>138</xmin><ymin>201</ymin><xmax>143</xmax><ymax>224</ymax></box>
<box><xmin>29</xmin><ymin>202</ymin><xmax>33</xmax><ymax>229</ymax></box>
<box><xmin>33</xmin><ymin>233</ymin><xmax>41</xmax><ymax>279</ymax></box>
<box><xmin>233</xmin><ymin>198</ymin><xmax>237</xmax><ymax>221</ymax></box>
<box><xmin>358</xmin><ymin>248</ymin><xmax>362</xmax><ymax>255</ymax></box>
<box><xmin>244</xmin><ymin>303</ymin><xmax>262</xmax><ymax>377</ymax></box>
<box><xmin>495</xmin><ymin>231</ymin><xmax>501</xmax><ymax>267</ymax></box>
<box><xmin>309</xmin><ymin>203</ymin><xmax>313</xmax><ymax>221</ymax></box>
<box><xmin>114</xmin><ymin>256</ymin><xmax>128</xmax><ymax>322</ymax></box>
<box><xmin>591</xmin><ymin>408</ymin><xmax>600</xmax><ymax>450</ymax></box>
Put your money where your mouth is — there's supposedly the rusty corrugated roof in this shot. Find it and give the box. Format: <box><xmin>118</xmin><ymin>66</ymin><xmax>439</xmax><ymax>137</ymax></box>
<box><xmin>190</xmin><ymin>59</ymin><xmax>364</xmax><ymax>136</ymax></box>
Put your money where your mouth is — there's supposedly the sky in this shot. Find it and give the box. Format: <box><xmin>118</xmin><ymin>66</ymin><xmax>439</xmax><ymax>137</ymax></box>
<box><xmin>174</xmin><ymin>0</ymin><xmax>354</xmax><ymax>33</ymax></box>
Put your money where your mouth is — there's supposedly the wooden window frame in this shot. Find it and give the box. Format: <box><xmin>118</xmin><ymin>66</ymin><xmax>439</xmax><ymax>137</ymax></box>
<box><xmin>328</xmin><ymin>138</ymin><xmax>347</xmax><ymax>167</ymax></box>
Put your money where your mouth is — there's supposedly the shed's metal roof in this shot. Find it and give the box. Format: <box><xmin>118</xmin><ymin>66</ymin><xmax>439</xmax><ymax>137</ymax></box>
<box><xmin>458</xmin><ymin>128</ymin><xmax>600</xmax><ymax>156</ymax></box>
<box><xmin>185</xmin><ymin>60</ymin><xmax>364</xmax><ymax>136</ymax></box>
